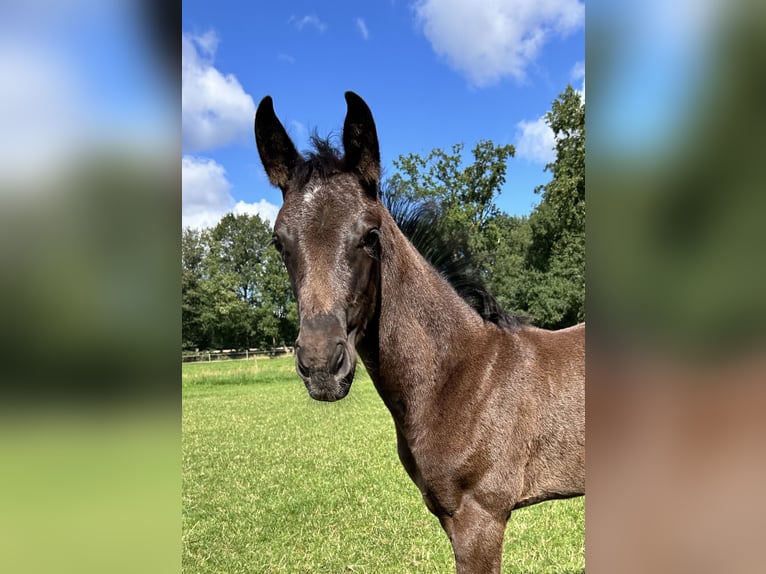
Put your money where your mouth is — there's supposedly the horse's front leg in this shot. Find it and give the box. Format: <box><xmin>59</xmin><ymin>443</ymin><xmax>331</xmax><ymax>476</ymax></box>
<box><xmin>439</xmin><ymin>496</ymin><xmax>507</xmax><ymax>574</ymax></box>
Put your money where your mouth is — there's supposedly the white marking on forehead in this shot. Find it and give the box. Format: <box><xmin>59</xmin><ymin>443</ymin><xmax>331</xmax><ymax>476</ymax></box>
<box><xmin>303</xmin><ymin>183</ymin><xmax>322</xmax><ymax>205</ymax></box>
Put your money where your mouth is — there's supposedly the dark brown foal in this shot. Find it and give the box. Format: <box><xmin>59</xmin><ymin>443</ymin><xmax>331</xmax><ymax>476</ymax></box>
<box><xmin>255</xmin><ymin>92</ymin><xmax>585</xmax><ymax>573</ymax></box>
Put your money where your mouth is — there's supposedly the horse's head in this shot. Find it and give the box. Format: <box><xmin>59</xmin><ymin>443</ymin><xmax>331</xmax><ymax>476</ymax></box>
<box><xmin>255</xmin><ymin>92</ymin><xmax>383</xmax><ymax>401</ymax></box>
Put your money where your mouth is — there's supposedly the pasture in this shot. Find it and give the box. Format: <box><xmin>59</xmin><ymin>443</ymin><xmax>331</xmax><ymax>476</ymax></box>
<box><xmin>182</xmin><ymin>356</ymin><xmax>584</xmax><ymax>573</ymax></box>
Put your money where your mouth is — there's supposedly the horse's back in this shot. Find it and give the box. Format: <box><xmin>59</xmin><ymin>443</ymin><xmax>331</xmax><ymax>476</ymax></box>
<box><xmin>504</xmin><ymin>322</ymin><xmax>584</xmax><ymax>388</ymax></box>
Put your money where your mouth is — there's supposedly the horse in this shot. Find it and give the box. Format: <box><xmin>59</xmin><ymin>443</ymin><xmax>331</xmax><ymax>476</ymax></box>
<box><xmin>254</xmin><ymin>91</ymin><xmax>585</xmax><ymax>574</ymax></box>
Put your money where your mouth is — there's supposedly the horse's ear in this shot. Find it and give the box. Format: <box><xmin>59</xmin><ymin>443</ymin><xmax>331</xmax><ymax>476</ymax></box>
<box><xmin>255</xmin><ymin>96</ymin><xmax>300</xmax><ymax>194</ymax></box>
<box><xmin>343</xmin><ymin>91</ymin><xmax>380</xmax><ymax>197</ymax></box>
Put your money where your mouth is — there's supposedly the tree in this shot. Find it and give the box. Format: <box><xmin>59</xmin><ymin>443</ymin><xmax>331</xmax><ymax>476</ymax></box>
<box><xmin>182</xmin><ymin>227</ymin><xmax>211</xmax><ymax>349</ymax></box>
<box><xmin>386</xmin><ymin>140</ymin><xmax>515</xmax><ymax>265</ymax></box>
<box><xmin>483</xmin><ymin>213</ymin><xmax>532</xmax><ymax>315</ymax></box>
<box><xmin>258</xmin><ymin>247</ymin><xmax>299</xmax><ymax>347</ymax></box>
<box><xmin>208</xmin><ymin>213</ymin><xmax>272</xmax><ymax>305</ymax></box>
<box><xmin>522</xmin><ymin>85</ymin><xmax>585</xmax><ymax>327</ymax></box>
<box><xmin>181</xmin><ymin>213</ymin><xmax>298</xmax><ymax>352</ymax></box>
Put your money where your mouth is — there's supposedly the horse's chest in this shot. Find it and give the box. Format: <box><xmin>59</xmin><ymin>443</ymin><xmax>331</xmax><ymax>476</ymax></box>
<box><xmin>397</xmin><ymin>432</ymin><xmax>469</xmax><ymax>512</ymax></box>
<box><xmin>396</xmin><ymin>442</ymin><xmax>448</xmax><ymax>515</ymax></box>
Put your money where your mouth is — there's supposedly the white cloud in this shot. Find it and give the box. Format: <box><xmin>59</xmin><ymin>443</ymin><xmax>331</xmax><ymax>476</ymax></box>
<box><xmin>571</xmin><ymin>60</ymin><xmax>585</xmax><ymax>83</ymax></box>
<box><xmin>289</xmin><ymin>14</ymin><xmax>327</xmax><ymax>33</ymax></box>
<box><xmin>571</xmin><ymin>60</ymin><xmax>585</xmax><ymax>99</ymax></box>
<box><xmin>413</xmin><ymin>0</ymin><xmax>584</xmax><ymax>87</ymax></box>
<box><xmin>515</xmin><ymin>116</ymin><xmax>556</xmax><ymax>164</ymax></box>
<box><xmin>356</xmin><ymin>18</ymin><xmax>370</xmax><ymax>40</ymax></box>
<box><xmin>182</xmin><ymin>31</ymin><xmax>256</xmax><ymax>152</ymax></box>
<box><xmin>182</xmin><ymin>155</ymin><xmax>279</xmax><ymax>229</ymax></box>
<box><xmin>233</xmin><ymin>199</ymin><xmax>280</xmax><ymax>225</ymax></box>
<box><xmin>515</xmin><ymin>61</ymin><xmax>584</xmax><ymax>165</ymax></box>
<box><xmin>191</xmin><ymin>29</ymin><xmax>219</xmax><ymax>56</ymax></box>
<box><xmin>182</xmin><ymin>155</ymin><xmax>233</xmax><ymax>229</ymax></box>
<box><xmin>288</xmin><ymin>120</ymin><xmax>308</xmax><ymax>142</ymax></box>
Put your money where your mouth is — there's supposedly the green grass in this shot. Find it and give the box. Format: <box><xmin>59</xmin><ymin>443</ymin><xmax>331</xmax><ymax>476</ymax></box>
<box><xmin>183</xmin><ymin>357</ymin><xmax>584</xmax><ymax>573</ymax></box>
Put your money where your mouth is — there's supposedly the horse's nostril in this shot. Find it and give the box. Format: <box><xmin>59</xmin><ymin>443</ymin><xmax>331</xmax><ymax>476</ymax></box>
<box><xmin>296</xmin><ymin>356</ymin><xmax>310</xmax><ymax>379</ymax></box>
<box><xmin>334</xmin><ymin>343</ymin><xmax>345</xmax><ymax>372</ymax></box>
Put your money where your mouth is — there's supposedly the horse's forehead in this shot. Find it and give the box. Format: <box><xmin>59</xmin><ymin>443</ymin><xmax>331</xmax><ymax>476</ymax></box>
<box><xmin>281</xmin><ymin>176</ymin><xmax>366</xmax><ymax>229</ymax></box>
<box><xmin>301</xmin><ymin>180</ymin><xmax>348</xmax><ymax>211</ymax></box>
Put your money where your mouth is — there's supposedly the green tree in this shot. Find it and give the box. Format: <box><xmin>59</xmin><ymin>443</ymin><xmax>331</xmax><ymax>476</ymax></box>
<box><xmin>522</xmin><ymin>85</ymin><xmax>585</xmax><ymax>327</ymax></box>
<box><xmin>181</xmin><ymin>212</ymin><xmax>298</xmax><ymax>352</ymax></box>
<box><xmin>258</xmin><ymin>247</ymin><xmax>299</xmax><ymax>347</ymax></box>
<box><xmin>208</xmin><ymin>213</ymin><xmax>272</xmax><ymax>305</ymax></box>
<box><xmin>182</xmin><ymin>227</ymin><xmax>211</xmax><ymax>350</ymax></box>
<box><xmin>386</xmin><ymin>140</ymin><xmax>515</xmax><ymax>264</ymax></box>
<box><xmin>200</xmin><ymin>267</ymin><xmax>254</xmax><ymax>350</ymax></box>
<box><xmin>483</xmin><ymin>213</ymin><xmax>532</xmax><ymax>315</ymax></box>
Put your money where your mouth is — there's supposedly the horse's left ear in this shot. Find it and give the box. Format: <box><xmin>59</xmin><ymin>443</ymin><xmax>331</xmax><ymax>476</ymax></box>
<box><xmin>343</xmin><ymin>91</ymin><xmax>380</xmax><ymax>198</ymax></box>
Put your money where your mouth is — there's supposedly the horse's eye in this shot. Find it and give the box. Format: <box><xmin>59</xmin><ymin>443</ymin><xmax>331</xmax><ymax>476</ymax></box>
<box><xmin>360</xmin><ymin>229</ymin><xmax>380</xmax><ymax>258</ymax></box>
<box><xmin>361</xmin><ymin>228</ymin><xmax>380</xmax><ymax>249</ymax></box>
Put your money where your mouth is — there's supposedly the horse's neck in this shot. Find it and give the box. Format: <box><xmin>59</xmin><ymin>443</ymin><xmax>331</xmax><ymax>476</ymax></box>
<box><xmin>359</xmin><ymin>215</ymin><xmax>484</xmax><ymax>418</ymax></box>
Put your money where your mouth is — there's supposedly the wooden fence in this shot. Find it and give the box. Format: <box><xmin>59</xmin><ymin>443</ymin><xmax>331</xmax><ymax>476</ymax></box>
<box><xmin>182</xmin><ymin>346</ymin><xmax>294</xmax><ymax>363</ymax></box>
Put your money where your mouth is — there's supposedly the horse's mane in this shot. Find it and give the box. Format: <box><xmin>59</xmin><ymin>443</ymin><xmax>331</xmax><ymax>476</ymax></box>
<box><xmin>383</xmin><ymin>194</ymin><xmax>529</xmax><ymax>331</ymax></box>
<box><xmin>293</xmin><ymin>134</ymin><xmax>356</xmax><ymax>189</ymax></box>
<box><xmin>299</xmin><ymin>135</ymin><xmax>527</xmax><ymax>330</ymax></box>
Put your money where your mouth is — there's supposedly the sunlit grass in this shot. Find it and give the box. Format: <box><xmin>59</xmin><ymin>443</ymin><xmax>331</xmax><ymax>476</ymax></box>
<box><xmin>182</xmin><ymin>355</ymin><xmax>296</xmax><ymax>387</ymax></box>
<box><xmin>182</xmin><ymin>356</ymin><xmax>584</xmax><ymax>573</ymax></box>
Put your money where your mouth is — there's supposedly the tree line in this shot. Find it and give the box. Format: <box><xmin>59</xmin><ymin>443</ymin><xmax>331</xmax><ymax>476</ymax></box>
<box><xmin>182</xmin><ymin>213</ymin><xmax>298</xmax><ymax>351</ymax></box>
<box><xmin>182</xmin><ymin>86</ymin><xmax>584</xmax><ymax>351</ymax></box>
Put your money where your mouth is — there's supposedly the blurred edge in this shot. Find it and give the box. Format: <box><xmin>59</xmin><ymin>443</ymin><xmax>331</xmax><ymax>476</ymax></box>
<box><xmin>588</xmin><ymin>0</ymin><xmax>766</xmax><ymax>572</ymax></box>
<box><xmin>0</xmin><ymin>1</ymin><xmax>180</xmax><ymax>573</ymax></box>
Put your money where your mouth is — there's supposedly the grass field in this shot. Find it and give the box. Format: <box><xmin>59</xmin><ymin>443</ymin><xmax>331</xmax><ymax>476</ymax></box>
<box><xmin>182</xmin><ymin>356</ymin><xmax>584</xmax><ymax>573</ymax></box>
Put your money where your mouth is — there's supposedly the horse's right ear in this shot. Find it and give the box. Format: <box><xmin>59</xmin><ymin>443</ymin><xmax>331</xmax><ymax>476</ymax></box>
<box><xmin>255</xmin><ymin>96</ymin><xmax>300</xmax><ymax>194</ymax></box>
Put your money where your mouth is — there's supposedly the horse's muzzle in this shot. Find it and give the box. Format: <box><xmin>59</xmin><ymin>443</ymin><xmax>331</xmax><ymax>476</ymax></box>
<box><xmin>294</xmin><ymin>314</ymin><xmax>357</xmax><ymax>401</ymax></box>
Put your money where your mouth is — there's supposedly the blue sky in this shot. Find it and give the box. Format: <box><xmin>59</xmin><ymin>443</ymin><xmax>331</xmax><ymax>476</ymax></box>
<box><xmin>182</xmin><ymin>0</ymin><xmax>585</xmax><ymax>228</ymax></box>
<box><xmin>0</xmin><ymin>0</ymin><xmax>721</xmax><ymax>231</ymax></box>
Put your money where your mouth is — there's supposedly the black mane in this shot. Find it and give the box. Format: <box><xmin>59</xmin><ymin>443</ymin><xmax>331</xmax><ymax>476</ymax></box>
<box><xmin>383</xmin><ymin>194</ymin><xmax>529</xmax><ymax>330</ymax></box>
<box><xmin>292</xmin><ymin>134</ymin><xmax>344</xmax><ymax>186</ymax></box>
